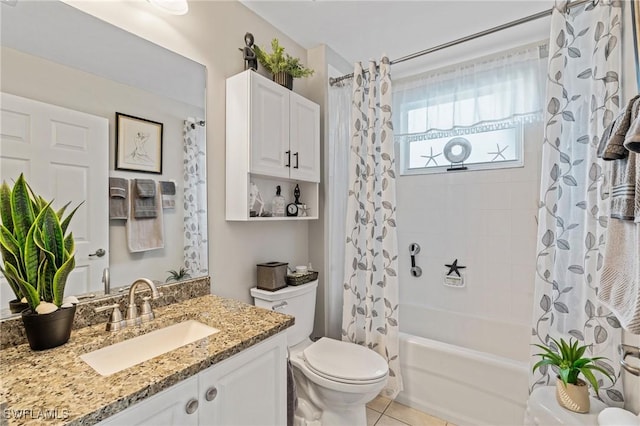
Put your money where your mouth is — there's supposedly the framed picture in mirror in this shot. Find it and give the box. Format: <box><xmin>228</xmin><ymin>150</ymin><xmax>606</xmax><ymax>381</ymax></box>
<box><xmin>116</xmin><ymin>112</ymin><xmax>163</xmax><ymax>174</ymax></box>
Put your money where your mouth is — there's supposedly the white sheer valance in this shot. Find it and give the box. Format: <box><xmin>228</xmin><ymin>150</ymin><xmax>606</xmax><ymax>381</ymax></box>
<box><xmin>393</xmin><ymin>42</ymin><xmax>547</xmax><ymax>135</ymax></box>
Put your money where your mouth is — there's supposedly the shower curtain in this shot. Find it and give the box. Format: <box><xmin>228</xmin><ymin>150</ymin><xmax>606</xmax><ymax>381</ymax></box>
<box><xmin>183</xmin><ymin>118</ymin><xmax>208</xmax><ymax>276</ymax></box>
<box><xmin>530</xmin><ymin>0</ymin><xmax>623</xmax><ymax>405</ymax></box>
<box><xmin>342</xmin><ymin>58</ymin><xmax>403</xmax><ymax>398</ymax></box>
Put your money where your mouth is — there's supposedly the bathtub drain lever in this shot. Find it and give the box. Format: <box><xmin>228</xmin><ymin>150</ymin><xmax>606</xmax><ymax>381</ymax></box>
<box><xmin>409</xmin><ymin>243</ymin><xmax>422</xmax><ymax>277</ymax></box>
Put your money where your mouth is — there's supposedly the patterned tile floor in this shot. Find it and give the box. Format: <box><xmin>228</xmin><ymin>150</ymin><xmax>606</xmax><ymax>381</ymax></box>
<box><xmin>366</xmin><ymin>395</ymin><xmax>458</xmax><ymax>426</ymax></box>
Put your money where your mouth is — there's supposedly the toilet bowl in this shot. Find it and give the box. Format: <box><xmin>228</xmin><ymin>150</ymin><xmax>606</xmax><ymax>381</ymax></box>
<box><xmin>251</xmin><ymin>281</ymin><xmax>389</xmax><ymax>426</ymax></box>
<box><xmin>525</xmin><ymin>386</ymin><xmax>639</xmax><ymax>426</ymax></box>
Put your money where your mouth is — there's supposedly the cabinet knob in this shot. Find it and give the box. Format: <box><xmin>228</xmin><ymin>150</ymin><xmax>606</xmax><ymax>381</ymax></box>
<box><xmin>205</xmin><ymin>386</ymin><xmax>218</xmax><ymax>401</ymax></box>
<box><xmin>185</xmin><ymin>398</ymin><xmax>199</xmax><ymax>414</ymax></box>
<box><xmin>293</xmin><ymin>152</ymin><xmax>299</xmax><ymax>169</ymax></box>
<box><xmin>285</xmin><ymin>150</ymin><xmax>291</xmax><ymax>168</ymax></box>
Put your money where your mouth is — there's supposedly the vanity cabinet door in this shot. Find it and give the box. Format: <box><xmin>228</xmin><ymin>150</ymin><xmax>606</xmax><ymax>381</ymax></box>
<box><xmin>97</xmin><ymin>375</ymin><xmax>199</xmax><ymax>426</ymax></box>
<box><xmin>198</xmin><ymin>333</ymin><xmax>287</xmax><ymax>426</ymax></box>
<box><xmin>289</xmin><ymin>92</ymin><xmax>320</xmax><ymax>183</ymax></box>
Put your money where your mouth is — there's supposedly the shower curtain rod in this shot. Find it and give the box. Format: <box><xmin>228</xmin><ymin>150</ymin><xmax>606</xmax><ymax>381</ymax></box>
<box><xmin>328</xmin><ymin>0</ymin><xmax>592</xmax><ymax>86</ymax></box>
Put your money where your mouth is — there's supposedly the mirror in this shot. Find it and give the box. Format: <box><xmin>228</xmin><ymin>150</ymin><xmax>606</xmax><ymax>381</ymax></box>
<box><xmin>0</xmin><ymin>0</ymin><xmax>208</xmax><ymax>318</ymax></box>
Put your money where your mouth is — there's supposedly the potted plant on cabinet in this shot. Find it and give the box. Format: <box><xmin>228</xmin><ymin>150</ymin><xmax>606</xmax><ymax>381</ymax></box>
<box><xmin>0</xmin><ymin>174</ymin><xmax>82</xmax><ymax>350</ymax></box>
<box><xmin>532</xmin><ymin>337</ymin><xmax>614</xmax><ymax>413</ymax></box>
<box><xmin>253</xmin><ymin>38</ymin><xmax>314</xmax><ymax>90</ymax></box>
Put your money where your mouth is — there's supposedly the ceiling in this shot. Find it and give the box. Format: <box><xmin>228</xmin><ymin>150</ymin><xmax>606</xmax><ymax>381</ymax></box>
<box><xmin>240</xmin><ymin>0</ymin><xmax>555</xmax><ymax>78</ymax></box>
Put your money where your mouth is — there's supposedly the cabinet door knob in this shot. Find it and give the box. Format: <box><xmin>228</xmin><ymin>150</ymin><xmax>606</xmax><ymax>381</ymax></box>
<box><xmin>293</xmin><ymin>152</ymin><xmax>299</xmax><ymax>169</ymax></box>
<box><xmin>205</xmin><ymin>386</ymin><xmax>218</xmax><ymax>401</ymax></box>
<box><xmin>185</xmin><ymin>398</ymin><xmax>199</xmax><ymax>414</ymax></box>
<box><xmin>285</xmin><ymin>150</ymin><xmax>291</xmax><ymax>168</ymax></box>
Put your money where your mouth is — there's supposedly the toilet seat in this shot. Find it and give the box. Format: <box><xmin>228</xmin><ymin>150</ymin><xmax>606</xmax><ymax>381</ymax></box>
<box><xmin>302</xmin><ymin>338</ymin><xmax>388</xmax><ymax>385</ymax></box>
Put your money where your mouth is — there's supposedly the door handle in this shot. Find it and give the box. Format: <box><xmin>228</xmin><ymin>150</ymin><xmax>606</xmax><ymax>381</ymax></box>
<box><xmin>285</xmin><ymin>150</ymin><xmax>291</xmax><ymax>168</ymax></box>
<box><xmin>89</xmin><ymin>248</ymin><xmax>106</xmax><ymax>258</ymax></box>
<box><xmin>293</xmin><ymin>152</ymin><xmax>299</xmax><ymax>169</ymax></box>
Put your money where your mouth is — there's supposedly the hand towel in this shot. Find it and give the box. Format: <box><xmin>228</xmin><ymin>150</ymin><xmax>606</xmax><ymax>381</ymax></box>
<box><xmin>598</xmin><ymin>219</ymin><xmax>640</xmax><ymax>334</ymax></box>
<box><xmin>126</xmin><ymin>181</ymin><xmax>164</xmax><ymax>252</ymax></box>
<box><xmin>133</xmin><ymin>178</ymin><xmax>158</xmax><ymax>218</ymax></box>
<box><xmin>598</xmin><ymin>96</ymin><xmax>640</xmax><ymax>221</ymax></box>
<box><xmin>609</xmin><ymin>151</ymin><xmax>637</xmax><ymax>221</ymax></box>
<box><xmin>598</xmin><ymin>95</ymin><xmax>640</xmax><ymax>160</ymax></box>
<box><xmin>160</xmin><ymin>181</ymin><xmax>176</xmax><ymax>209</ymax></box>
<box><xmin>624</xmin><ymin>114</ymin><xmax>640</xmax><ymax>153</ymax></box>
<box><xmin>109</xmin><ymin>177</ymin><xmax>128</xmax><ymax>220</ymax></box>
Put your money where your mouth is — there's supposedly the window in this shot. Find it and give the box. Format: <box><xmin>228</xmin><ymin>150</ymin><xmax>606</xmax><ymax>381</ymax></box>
<box><xmin>393</xmin><ymin>43</ymin><xmax>546</xmax><ymax>175</ymax></box>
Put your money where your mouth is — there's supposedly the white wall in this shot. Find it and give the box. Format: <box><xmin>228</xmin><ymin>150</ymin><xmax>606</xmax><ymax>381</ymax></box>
<box><xmin>396</xmin><ymin>123</ymin><xmax>542</xmax><ymax>327</ymax></box>
<box><xmin>0</xmin><ymin>46</ymin><xmax>200</xmax><ymax>287</ymax></box>
<box><xmin>65</xmin><ymin>0</ymin><xmax>312</xmax><ymax>303</ymax></box>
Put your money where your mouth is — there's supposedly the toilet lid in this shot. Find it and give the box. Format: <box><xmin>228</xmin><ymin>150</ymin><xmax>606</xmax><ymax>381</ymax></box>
<box><xmin>302</xmin><ymin>338</ymin><xmax>388</xmax><ymax>383</ymax></box>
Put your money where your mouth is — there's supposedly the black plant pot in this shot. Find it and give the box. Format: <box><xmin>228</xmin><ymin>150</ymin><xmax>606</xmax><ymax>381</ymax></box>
<box><xmin>21</xmin><ymin>305</ymin><xmax>76</xmax><ymax>351</ymax></box>
<box><xmin>272</xmin><ymin>71</ymin><xmax>293</xmax><ymax>90</ymax></box>
<box><xmin>9</xmin><ymin>299</ymin><xmax>29</xmax><ymax>314</ymax></box>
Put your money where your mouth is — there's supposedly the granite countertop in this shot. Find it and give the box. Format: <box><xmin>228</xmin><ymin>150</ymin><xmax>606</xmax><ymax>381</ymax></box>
<box><xmin>0</xmin><ymin>295</ymin><xmax>294</xmax><ymax>425</ymax></box>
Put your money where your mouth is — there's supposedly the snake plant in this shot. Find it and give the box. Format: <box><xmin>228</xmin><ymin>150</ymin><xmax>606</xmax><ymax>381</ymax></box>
<box><xmin>0</xmin><ymin>174</ymin><xmax>81</xmax><ymax>311</ymax></box>
<box><xmin>532</xmin><ymin>337</ymin><xmax>614</xmax><ymax>392</ymax></box>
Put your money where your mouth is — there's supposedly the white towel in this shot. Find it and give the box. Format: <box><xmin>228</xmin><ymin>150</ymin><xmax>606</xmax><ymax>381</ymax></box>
<box><xmin>598</xmin><ymin>219</ymin><xmax>640</xmax><ymax>334</ymax></box>
<box><xmin>126</xmin><ymin>181</ymin><xmax>165</xmax><ymax>252</ymax></box>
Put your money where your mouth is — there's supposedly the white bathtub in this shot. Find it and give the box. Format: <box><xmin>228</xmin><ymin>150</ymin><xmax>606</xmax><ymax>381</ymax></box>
<box><xmin>397</xmin><ymin>304</ymin><xmax>530</xmax><ymax>426</ymax></box>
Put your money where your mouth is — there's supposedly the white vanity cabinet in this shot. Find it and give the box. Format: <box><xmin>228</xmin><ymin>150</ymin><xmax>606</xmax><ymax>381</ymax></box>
<box><xmin>226</xmin><ymin>70</ymin><xmax>320</xmax><ymax>221</ymax></box>
<box><xmin>97</xmin><ymin>333</ymin><xmax>287</xmax><ymax>426</ymax></box>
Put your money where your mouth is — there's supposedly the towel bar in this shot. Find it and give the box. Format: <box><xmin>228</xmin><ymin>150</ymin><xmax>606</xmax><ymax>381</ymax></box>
<box><xmin>619</xmin><ymin>344</ymin><xmax>640</xmax><ymax>376</ymax></box>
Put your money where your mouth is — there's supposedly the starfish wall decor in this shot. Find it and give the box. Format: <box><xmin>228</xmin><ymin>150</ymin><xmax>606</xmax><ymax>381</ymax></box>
<box><xmin>445</xmin><ymin>259</ymin><xmax>466</xmax><ymax>277</ymax></box>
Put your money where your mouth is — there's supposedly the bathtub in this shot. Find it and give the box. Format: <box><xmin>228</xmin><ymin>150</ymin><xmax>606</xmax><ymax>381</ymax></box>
<box><xmin>397</xmin><ymin>304</ymin><xmax>530</xmax><ymax>426</ymax></box>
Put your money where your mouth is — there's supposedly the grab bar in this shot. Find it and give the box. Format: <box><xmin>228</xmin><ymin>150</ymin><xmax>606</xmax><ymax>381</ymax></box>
<box><xmin>619</xmin><ymin>344</ymin><xmax>640</xmax><ymax>377</ymax></box>
<box><xmin>409</xmin><ymin>243</ymin><xmax>422</xmax><ymax>277</ymax></box>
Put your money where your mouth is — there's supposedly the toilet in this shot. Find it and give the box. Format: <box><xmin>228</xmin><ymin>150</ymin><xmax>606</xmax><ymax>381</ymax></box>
<box><xmin>251</xmin><ymin>280</ymin><xmax>388</xmax><ymax>426</ymax></box>
<box><xmin>525</xmin><ymin>386</ymin><xmax>640</xmax><ymax>426</ymax></box>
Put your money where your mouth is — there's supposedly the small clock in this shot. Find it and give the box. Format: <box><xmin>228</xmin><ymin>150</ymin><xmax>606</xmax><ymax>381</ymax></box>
<box><xmin>286</xmin><ymin>203</ymin><xmax>299</xmax><ymax>217</ymax></box>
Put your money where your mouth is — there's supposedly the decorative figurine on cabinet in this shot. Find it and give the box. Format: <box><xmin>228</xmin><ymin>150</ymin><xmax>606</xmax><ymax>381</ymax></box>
<box><xmin>239</xmin><ymin>32</ymin><xmax>258</xmax><ymax>71</ymax></box>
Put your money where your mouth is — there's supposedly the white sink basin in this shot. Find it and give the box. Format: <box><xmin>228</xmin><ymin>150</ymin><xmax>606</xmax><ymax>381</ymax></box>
<box><xmin>81</xmin><ymin>320</ymin><xmax>219</xmax><ymax>376</ymax></box>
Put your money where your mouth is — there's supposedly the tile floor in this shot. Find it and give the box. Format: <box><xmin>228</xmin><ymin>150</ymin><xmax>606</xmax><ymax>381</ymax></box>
<box><xmin>366</xmin><ymin>395</ymin><xmax>457</xmax><ymax>426</ymax></box>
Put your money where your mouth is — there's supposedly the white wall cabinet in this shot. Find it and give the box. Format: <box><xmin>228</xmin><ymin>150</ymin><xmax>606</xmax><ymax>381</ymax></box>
<box><xmin>226</xmin><ymin>70</ymin><xmax>320</xmax><ymax>221</ymax></box>
<box><xmin>98</xmin><ymin>333</ymin><xmax>287</xmax><ymax>426</ymax></box>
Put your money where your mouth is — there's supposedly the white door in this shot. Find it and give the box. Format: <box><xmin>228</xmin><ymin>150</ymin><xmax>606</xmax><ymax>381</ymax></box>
<box><xmin>290</xmin><ymin>93</ymin><xmax>320</xmax><ymax>182</ymax></box>
<box><xmin>249</xmin><ymin>73</ymin><xmax>290</xmax><ymax>179</ymax></box>
<box><xmin>0</xmin><ymin>92</ymin><xmax>109</xmax><ymax>301</ymax></box>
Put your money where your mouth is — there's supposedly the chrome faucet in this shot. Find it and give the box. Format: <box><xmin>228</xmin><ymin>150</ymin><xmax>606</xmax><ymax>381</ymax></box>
<box><xmin>125</xmin><ymin>278</ymin><xmax>162</xmax><ymax>326</ymax></box>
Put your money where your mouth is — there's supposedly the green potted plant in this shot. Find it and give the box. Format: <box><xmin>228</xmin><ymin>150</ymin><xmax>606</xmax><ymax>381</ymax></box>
<box><xmin>0</xmin><ymin>174</ymin><xmax>82</xmax><ymax>350</ymax></box>
<box><xmin>532</xmin><ymin>337</ymin><xmax>614</xmax><ymax>413</ymax></box>
<box><xmin>165</xmin><ymin>267</ymin><xmax>191</xmax><ymax>283</ymax></box>
<box><xmin>253</xmin><ymin>38</ymin><xmax>314</xmax><ymax>90</ymax></box>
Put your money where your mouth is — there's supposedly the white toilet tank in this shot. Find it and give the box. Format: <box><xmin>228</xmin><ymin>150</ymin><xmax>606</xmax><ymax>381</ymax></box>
<box><xmin>250</xmin><ymin>280</ymin><xmax>318</xmax><ymax>347</ymax></box>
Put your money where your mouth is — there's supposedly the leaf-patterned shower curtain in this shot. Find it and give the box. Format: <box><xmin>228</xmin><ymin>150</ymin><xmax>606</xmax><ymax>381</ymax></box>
<box><xmin>183</xmin><ymin>119</ymin><xmax>208</xmax><ymax>277</ymax></box>
<box><xmin>342</xmin><ymin>58</ymin><xmax>403</xmax><ymax>398</ymax></box>
<box><xmin>530</xmin><ymin>0</ymin><xmax>624</xmax><ymax>405</ymax></box>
